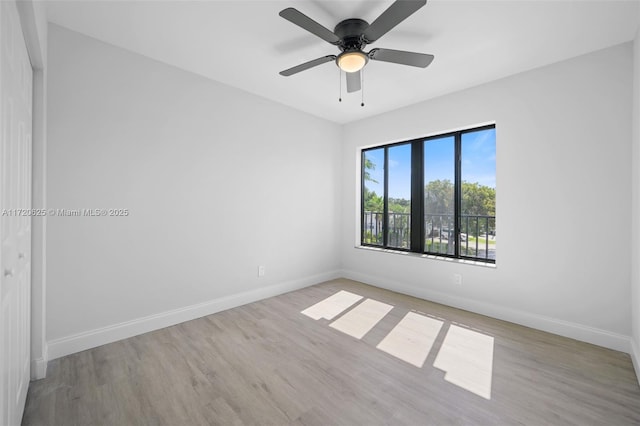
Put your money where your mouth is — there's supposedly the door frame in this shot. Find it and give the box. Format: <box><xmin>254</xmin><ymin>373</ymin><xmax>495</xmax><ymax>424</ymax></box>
<box><xmin>15</xmin><ymin>0</ymin><xmax>47</xmax><ymax>380</ymax></box>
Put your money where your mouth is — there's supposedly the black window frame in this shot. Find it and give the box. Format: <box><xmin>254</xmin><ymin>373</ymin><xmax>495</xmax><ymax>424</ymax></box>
<box><xmin>361</xmin><ymin>124</ymin><xmax>496</xmax><ymax>264</ymax></box>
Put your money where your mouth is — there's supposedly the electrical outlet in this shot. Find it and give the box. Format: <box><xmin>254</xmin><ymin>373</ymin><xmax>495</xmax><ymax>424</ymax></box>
<box><xmin>258</xmin><ymin>265</ymin><xmax>266</xmax><ymax>277</ymax></box>
<box><xmin>453</xmin><ymin>273</ymin><xmax>462</xmax><ymax>285</ymax></box>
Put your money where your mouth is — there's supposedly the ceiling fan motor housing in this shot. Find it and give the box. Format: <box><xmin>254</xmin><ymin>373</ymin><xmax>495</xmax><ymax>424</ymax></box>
<box><xmin>334</xmin><ymin>19</ymin><xmax>369</xmax><ymax>51</ymax></box>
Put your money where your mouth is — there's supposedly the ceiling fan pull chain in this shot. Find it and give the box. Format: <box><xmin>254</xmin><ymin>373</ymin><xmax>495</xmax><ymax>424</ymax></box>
<box><xmin>361</xmin><ymin>69</ymin><xmax>365</xmax><ymax>107</ymax></box>
<box><xmin>339</xmin><ymin>69</ymin><xmax>342</xmax><ymax>102</ymax></box>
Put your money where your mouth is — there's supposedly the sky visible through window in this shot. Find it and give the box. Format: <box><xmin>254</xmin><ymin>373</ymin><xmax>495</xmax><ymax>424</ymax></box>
<box><xmin>365</xmin><ymin>128</ymin><xmax>496</xmax><ymax>200</ymax></box>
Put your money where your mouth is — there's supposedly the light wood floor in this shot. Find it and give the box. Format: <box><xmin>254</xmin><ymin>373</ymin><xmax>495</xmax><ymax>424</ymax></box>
<box><xmin>22</xmin><ymin>279</ymin><xmax>640</xmax><ymax>425</ymax></box>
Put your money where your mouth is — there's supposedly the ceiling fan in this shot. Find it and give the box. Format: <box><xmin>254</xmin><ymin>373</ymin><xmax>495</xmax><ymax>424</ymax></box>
<box><xmin>278</xmin><ymin>0</ymin><xmax>434</xmax><ymax>94</ymax></box>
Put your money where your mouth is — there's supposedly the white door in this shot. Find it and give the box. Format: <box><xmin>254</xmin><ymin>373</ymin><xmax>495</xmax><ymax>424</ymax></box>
<box><xmin>0</xmin><ymin>0</ymin><xmax>33</xmax><ymax>424</ymax></box>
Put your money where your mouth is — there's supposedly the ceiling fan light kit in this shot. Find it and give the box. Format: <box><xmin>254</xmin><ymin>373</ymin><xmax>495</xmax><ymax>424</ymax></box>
<box><xmin>278</xmin><ymin>0</ymin><xmax>434</xmax><ymax>104</ymax></box>
<box><xmin>337</xmin><ymin>51</ymin><xmax>368</xmax><ymax>73</ymax></box>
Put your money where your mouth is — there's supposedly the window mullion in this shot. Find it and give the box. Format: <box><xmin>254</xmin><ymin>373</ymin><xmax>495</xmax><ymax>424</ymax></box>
<box><xmin>454</xmin><ymin>133</ymin><xmax>461</xmax><ymax>258</ymax></box>
<box><xmin>383</xmin><ymin>146</ymin><xmax>389</xmax><ymax>247</ymax></box>
<box><xmin>360</xmin><ymin>151</ymin><xmax>365</xmax><ymax>245</ymax></box>
<box><xmin>410</xmin><ymin>141</ymin><xmax>423</xmax><ymax>253</ymax></box>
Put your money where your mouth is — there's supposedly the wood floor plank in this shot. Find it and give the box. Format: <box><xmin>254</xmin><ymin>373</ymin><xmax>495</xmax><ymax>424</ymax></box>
<box><xmin>22</xmin><ymin>279</ymin><xmax>640</xmax><ymax>425</ymax></box>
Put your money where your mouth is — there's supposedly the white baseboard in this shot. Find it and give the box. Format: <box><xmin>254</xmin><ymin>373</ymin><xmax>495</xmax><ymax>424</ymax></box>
<box><xmin>30</xmin><ymin>343</ymin><xmax>48</xmax><ymax>380</ymax></box>
<box><xmin>46</xmin><ymin>268</ymin><xmax>633</xmax><ymax>361</ymax></box>
<box><xmin>631</xmin><ymin>338</ymin><xmax>640</xmax><ymax>385</ymax></box>
<box><xmin>48</xmin><ymin>270</ymin><xmax>341</xmax><ymax>360</ymax></box>
<box><xmin>341</xmin><ymin>269</ymin><xmax>631</xmax><ymax>353</ymax></box>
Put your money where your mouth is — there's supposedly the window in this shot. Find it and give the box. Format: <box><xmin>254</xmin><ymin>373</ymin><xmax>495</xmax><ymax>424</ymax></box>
<box><xmin>361</xmin><ymin>125</ymin><xmax>496</xmax><ymax>263</ymax></box>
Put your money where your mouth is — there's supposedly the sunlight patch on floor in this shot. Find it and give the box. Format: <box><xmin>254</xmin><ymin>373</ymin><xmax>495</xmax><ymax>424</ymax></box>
<box><xmin>301</xmin><ymin>291</ymin><xmax>495</xmax><ymax>398</ymax></box>
<box><xmin>329</xmin><ymin>299</ymin><xmax>393</xmax><ymax>339</ymax></box>
<box><xmin>433</xmin><ymin>324</ymin><xmax>494</xmax><ymax>400</ymax></box>
<box><xmin>301</xmin><ymin>290</ymin><xmax>363</xmax><ymax>320</ymax></box>
<box><xmin>376</xmin><ymin>312</ymin><xmax>444</xmax><ymax>368</ymax></box>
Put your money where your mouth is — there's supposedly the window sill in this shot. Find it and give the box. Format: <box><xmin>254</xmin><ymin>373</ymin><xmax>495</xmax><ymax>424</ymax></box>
<box><xmin>355</xmin><ymin>245</ymin><xmax>497</xmax><ymax>268</ymax></box>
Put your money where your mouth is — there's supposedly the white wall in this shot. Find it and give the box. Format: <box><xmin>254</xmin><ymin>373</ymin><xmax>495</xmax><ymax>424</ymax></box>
<box><xmin>631</xmin><ymin>6</ymin><xmax>640</xmax><ymax>374</ymax></box>
<box><xmin>46</xmin><ymin>25</ymin><xmax>342</xmax><ymax>358</ymax></box>
<box><xmin>341</xmin><ymin>43</ymin><xmax>633</xmax><ymax>351</ymax></box>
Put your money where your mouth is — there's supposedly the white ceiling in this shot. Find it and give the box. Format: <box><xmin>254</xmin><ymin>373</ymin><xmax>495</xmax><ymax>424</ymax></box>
<box><xmin>46</xmin><ymin>0</ymin><xmax>639</xmax><ymax>124</ymax></box>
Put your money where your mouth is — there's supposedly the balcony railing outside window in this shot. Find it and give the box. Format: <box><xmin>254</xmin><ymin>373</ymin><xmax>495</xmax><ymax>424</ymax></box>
<box><xmin>363</xmin><ymin>211</ymin><xmax>496</xmax><ymax>261</ymax></box>
<box><xmin>388</xmin><ymin>212</ymin><xmax>411</xmax><ymax>249</ymax></box>
<box><xmin>363</xmin><ymin>211</ymin><xmax>384</xmax><ymax>246</ymax></box>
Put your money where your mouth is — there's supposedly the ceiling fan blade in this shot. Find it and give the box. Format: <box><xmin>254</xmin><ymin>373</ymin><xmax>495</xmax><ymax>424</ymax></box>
<box><xmin>363</xmin><ymin>0</ymin><xmax>427</xmax><ymax>43</ymax></box>
<box><xmin>346</xmin><ymin>71</ymin><xmax>361</xmax><ymax>93</ymax></box>
<box><xmin>369</xmin><ymin>48</ymin><xmax>434</xmax><ymax>68</ymax></box>
<box><xmin>279</xmin><ymin>8</ymin><xmax>341</xmax><ymax>45</ymax></box>
<box><xmin>279</xmin><ymin>55</ymin><xmax>337</xmax><ymax>76</ymax></box>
